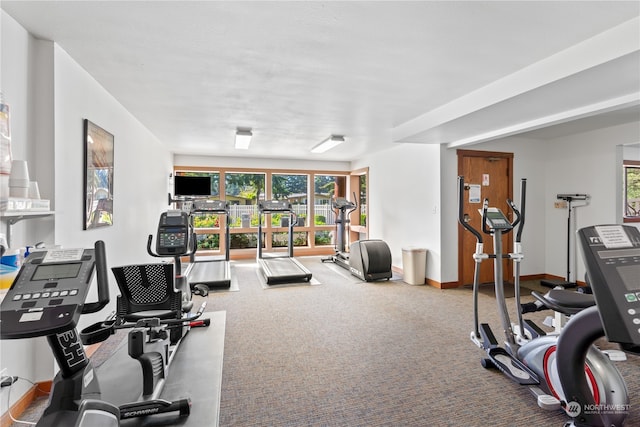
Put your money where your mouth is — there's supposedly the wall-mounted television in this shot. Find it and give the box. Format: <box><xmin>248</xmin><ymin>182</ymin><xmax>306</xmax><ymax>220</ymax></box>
<box><xmin>174</xmin><ymin>175</ymin><xmax>211</xmax><ymax>196</ymax></box>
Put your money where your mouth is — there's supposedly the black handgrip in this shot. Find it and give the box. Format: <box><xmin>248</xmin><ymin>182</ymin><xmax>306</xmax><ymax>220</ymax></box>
<box><xmin>481</xmin><ymin>199</ymin><xmax>490</xmax><ymax>235</ymax></box>
<box><xmin>516</xmin><ymin>178</ymin><xmax>526</xmax><ymax>242</ymax></box>
<box><xmin>82</xmin><ymin>240</ymin><xmax>110</xmax><ymax>314</ymax></box>
<box><xmin>457</xmin><ymin>176</ymin><xmax>483</xmax><ymax>243</ymax></box>
<box><xmin>147</xmin><ymin>234</ymin><xmax>159</xmax><ymax>257</ymax></box>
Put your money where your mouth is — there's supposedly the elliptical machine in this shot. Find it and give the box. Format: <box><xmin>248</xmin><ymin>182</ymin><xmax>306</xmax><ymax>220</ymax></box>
<box><xmin>322</xmin><ymin>194</ymin><xmax>358</xmax><ymax>270</ymax></box>
<box><xmin>321</xmin><ymin>193</ymin><xmax>393</xmax><ymax>282</ymax></box>
<box><xmin>457</xmin><ymin>176</ymin><xmax>628</xmax><ymax>425</ymax></box>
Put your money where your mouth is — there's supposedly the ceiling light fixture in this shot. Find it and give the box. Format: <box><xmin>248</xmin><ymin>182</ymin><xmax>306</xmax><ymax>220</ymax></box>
<box><xmin>235</xmin><ymin>129</ymin><xmax>252</xmax><ymax>149</ymax></box>
<box><xmin>311</xmin><ymin>135</ymin><xmax>345</xmax><ymax>154</ymax></box>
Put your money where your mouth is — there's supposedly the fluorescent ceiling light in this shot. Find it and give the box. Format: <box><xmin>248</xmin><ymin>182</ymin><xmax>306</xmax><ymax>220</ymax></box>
<box><xmin>235</xmin><ymin>129</ymin><xmax>252</xmax><ymax>149</ymax></box>
<box><xmin>311</xmin><ymin>135</ymin><xmax>345</xmax><ymax>154</ymax></box>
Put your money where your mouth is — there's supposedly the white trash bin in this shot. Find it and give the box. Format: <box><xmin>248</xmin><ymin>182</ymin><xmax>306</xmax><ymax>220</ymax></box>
<box><xmin>402</xmin><ymin>247</ymin><xmax>427</xmax><ymax>285</ymax></box>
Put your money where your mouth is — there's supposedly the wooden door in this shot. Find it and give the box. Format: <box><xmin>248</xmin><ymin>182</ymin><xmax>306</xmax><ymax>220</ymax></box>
<box><xmin>458</xmin><ymin>150</ymin><xmax>513</xmax><ymax>286</ymax></box>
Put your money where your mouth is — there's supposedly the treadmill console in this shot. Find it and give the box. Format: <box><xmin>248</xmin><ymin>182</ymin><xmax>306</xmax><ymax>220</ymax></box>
<box><xmin>157</xmin><ymin>210</ymin><xmax>191</xmax><ymax>255</ymax></box>
<box><xmin>481</xmin><ymin>207</ymin><xmax>513</xmax><ymax>231</ymax></box>
<box><xmin>578</xmin><ymin>225</ymin><xmax>640</xmax><ymax>349</ymax></box>
<box><xmin>193</xmin><ymin>199</ymin><xmax>228</xmax><ymax>213</ymax></box>
<box><xmin>333</xmin><ymin>197</ymin><xmax>356</xmax><ymax>210</ymax></box>
<box><xmin>0</xmin><ymin>247</ymin><xmax>97</xmax><ymax>339</ymax></box>
<box><xmin>259</xmin><ymin>200</ymin><xmax>292</xmax><ymax>212</ymax></box>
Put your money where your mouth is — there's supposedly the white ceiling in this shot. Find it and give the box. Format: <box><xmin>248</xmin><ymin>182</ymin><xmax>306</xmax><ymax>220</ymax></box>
<box><xmin>2</xmin><ymin>1</ymin><xmax>639</xmax><ymax>161</ymax></box>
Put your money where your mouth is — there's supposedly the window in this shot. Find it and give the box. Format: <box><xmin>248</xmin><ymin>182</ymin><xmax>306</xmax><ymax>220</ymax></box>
<box><xmin>314</xmin><ymin>175</ymin><xmax>346</xmax><ymax>246</ymax></box>
<box><xmin>225</xmin><ymin>172</ymin><xmax>265</xmax><ymax>248</ymax></box>
<box><xmin>358</xmin><ymin>174</ymin><xmax>367</xmax><ymax>227</ymax></box>
<box><xmin>173</xmin><ymin>167</ymin><xmax>360</xmax><ymax>258</ymax></box>
<box><xmin>624</xmin><ymin>160</ymin><xmax>640</xmax><ymax>222</ymax></box>
<box><xmin>271</xmin><ymin>173</ymin><xmax>308</xmax><ymax>247</ymax></box>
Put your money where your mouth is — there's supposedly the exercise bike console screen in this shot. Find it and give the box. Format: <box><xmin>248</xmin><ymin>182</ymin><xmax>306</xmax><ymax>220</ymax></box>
<box><xmin>157</xmin><ymin>210</ymin><xmax>190</xmax><ymax>255</ymax></box>
<box><xmin>0</xmin><ymin>247</ymin><xmax>97</xmax><ymax>339</ymax></box>
<box><xmin>31</xmin><ymin>263</ymin><xmax>82</xmax><ymax>281</ymax></box>
<box><xmin>578</xmin><ymin>224</ymin><xmax>640</xmax><ymax>347</ymax></box>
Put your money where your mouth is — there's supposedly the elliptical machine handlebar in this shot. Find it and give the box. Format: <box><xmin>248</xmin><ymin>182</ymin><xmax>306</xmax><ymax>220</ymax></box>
<box><xmin>457</xmin><ymin>176</ymin><xmax>483</xmax><ymax>244</ymax></box>
<box><xmin>480</xmin><ymin>199</ymin><xmax>493</xmax><ymax>236</ymax></box>
<box><xmin>510</xmin><ymin>178</ymin><xmax>526</xmax><ymax>244</ymax></box>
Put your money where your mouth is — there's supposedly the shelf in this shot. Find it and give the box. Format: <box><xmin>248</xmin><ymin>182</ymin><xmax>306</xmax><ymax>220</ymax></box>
<box><xmin>1</xmin><ymin>210</ymin><xmax>54</xmax><ymax>221</ymax></box>
<box><xmin>0</xmin><ymin>211</ymin><xmax>55</xmax><ymax>248</ymax></box>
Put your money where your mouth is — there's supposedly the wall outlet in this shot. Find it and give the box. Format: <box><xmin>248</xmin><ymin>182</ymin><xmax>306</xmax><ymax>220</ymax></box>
<box><xmin>554</xmin><ymin>201</ymin><xmax>567</xmax><ymax>209</ymax></box>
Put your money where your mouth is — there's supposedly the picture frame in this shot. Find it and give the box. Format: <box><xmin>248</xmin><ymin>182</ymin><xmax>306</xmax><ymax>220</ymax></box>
<box><xmin>83</xmin><ymin>119</ymin><xmax>114</xmax><ymax>230</ymax></box>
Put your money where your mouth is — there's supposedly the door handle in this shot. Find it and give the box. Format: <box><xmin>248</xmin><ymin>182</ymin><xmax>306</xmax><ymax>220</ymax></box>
<box><xmin>463</xmin><ymin>213</ymin><xmax>471</xmax><ymax>223</ymax></box>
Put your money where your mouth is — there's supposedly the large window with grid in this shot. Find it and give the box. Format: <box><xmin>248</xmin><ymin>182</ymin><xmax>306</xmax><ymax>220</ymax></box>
<box><xmin>172</xmin><ymin>167</ymin><xmax>367</xmax><ymax>258</ymax></box>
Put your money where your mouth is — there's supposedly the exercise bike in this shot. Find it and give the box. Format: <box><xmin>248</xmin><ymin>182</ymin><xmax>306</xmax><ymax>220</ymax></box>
<box><xmin>457</xmin><ymin>176</ymin><xmax>629</xmax><ymax>426</ymax></box>
<box><xmin>0</xmin><ymin>242</ymin><xmax>121</xmax><ymax>426</ymax></box>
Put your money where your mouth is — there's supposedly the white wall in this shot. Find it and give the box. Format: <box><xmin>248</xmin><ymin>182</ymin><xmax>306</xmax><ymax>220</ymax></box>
<box><xmin>352</xmin><ymin>142</ymin><xmax>442</xmax><ymax>281</ymax></box>
<box><xmin>52</xmin><ymin>44</ymin><xmax>174</xmax><ymax>327</ymax></box>
<box><xmin>0</xmin><ymin>10</ymin><xmax>42</xmax><ymax>412</ymax></box>
<box><xmin>542</xmin><ymin>122</ymin><xmax>640</xmax><ymax>282</ymax></box>
<box><xmin>1</xmin><ymin>11</ymin><xmax>172</xmax><ymax>413</ymax></box>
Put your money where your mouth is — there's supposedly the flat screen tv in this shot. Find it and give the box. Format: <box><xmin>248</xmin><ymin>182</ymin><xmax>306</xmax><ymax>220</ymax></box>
<box><xmin>174</xmin><ymin>175</ymin><xmax>211</xmax><ymax>196</ymax></box>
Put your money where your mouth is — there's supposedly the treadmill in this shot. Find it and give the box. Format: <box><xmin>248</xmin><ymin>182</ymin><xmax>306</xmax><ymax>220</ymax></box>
<box><xmin>188</xmin><ymin>199</ymin><xmax>231</xmax><ymax>289</ymax></box>
<box><xmin>257</xmin><ymin>200</ymin><xmax>312</xmax><ymax>285</ymax></box>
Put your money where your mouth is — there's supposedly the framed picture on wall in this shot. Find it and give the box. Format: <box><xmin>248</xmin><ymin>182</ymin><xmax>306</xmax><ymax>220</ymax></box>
<box><xmin>83</xmin><ymin>119</ymin><xmax>114</xmax><ymax>230</ymax></box>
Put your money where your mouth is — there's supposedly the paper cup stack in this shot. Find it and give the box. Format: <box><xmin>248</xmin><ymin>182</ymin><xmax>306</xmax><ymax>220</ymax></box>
<box><xmin>9</xmin><ymin>160</ymin><xmax>30</xmax><ymax>198</ymax></box>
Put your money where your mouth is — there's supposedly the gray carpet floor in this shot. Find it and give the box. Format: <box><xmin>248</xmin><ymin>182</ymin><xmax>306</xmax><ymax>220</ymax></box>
<box><xmin>9</xmin><ymin>257</ymin><xmax>640</xmax><ymax>426</ymax></box>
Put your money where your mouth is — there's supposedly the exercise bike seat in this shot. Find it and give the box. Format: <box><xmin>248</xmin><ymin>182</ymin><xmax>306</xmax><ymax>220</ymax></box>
<box><xmin>531</xmin><ymin>289</ymin><xmax>595</xmax><ymax>316</ymax></box>
<box><xmin>112</xmin><ymin>263</ymin><xmax>185</xmax><ymax>325</ymax></box>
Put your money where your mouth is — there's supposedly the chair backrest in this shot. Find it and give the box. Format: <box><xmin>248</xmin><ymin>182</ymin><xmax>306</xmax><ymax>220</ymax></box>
<box><xmin>111</xmin><ymin>263</ymin><xmax>182</xmax><ymax>323</ymax></box>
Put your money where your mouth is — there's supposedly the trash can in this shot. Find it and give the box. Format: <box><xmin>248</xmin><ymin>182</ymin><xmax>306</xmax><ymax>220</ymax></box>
<box><xmin>241</xmin><ymin>213</ymin><xmax>251</xmax><ymax>228</ymax></box>
<box><xmin>402</xmin><ymin>247</ymin><xmax>427</xmax><ymax>285</ymax></box>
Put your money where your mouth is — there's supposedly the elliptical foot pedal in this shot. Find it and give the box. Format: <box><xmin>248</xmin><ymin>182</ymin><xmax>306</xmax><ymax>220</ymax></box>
<box><xmin>537</xmin><ymin>394</ymin><xmax>561</xmax><ymax>411</ymax></box>
<box><xmin>488</xmin><ymin>348</ymin><xmax>539</xmax><ymax>385</ymax></box>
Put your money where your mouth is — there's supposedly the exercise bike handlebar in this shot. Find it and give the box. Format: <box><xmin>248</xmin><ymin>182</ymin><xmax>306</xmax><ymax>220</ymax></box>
<box><xmin>146</xmin><ymin>232</ymin><xmax>196</xmax><ymax>259</ymax></box>
<box><xmin>82</xmin><ymin>240</ymin><xmax>111</xmax><ymax>314</ymax></box>
<box><xmin>80</xmin><ymin>300</ymin><xmax>208</xmax><ymax>346</ymax></box>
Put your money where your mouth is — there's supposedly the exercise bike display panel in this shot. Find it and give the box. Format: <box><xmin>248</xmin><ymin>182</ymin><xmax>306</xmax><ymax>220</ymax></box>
<box><xmin>578</xmin><ymin>224</ymin><xmax>640</xmax><ymax>350</ymax></box>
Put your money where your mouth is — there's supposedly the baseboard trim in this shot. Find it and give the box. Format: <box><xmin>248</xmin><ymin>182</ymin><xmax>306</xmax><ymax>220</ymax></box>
<box><xmin>0</xmin><ymin>342</ymin><xmax>101</xmax><ymax>427</ymax></box>
<box><xmin>0</xmin><ymin>380</ymin><xmax>51</xmax><ymax>427</ymax></box>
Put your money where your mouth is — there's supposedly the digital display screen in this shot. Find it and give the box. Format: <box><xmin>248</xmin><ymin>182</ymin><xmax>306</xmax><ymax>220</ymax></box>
<box><xmin>174</xmin><ymin>176</ymin><xmax>211</xmax><ymax>196</ymax></box>
<box><xmin>617</xmin><ymin>265</ymin><xmax>640</xmax><ymax>292</ymax></box>
<box><xmin>159</xmin><ymin>232</ymin><xmax>186</xmax><ymax>247</ymax></box>
<box><xmin>31</xmin><ymin>263</ymin><xmax>82</xmax><ymax>281</ymax></box>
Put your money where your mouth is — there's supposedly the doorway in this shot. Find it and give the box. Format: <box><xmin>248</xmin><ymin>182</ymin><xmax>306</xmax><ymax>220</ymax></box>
<box><xmin>457</xmin><ymin>150</ymin><xmax>513</xmax><ymax>286</ymax></box>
